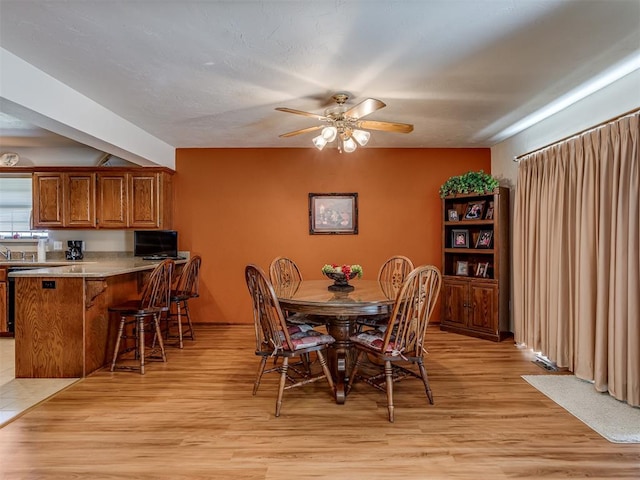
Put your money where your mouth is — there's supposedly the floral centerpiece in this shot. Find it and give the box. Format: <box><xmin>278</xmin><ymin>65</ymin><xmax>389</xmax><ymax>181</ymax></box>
<box><xmin>321</xmin><ymin>264</ymin><xmax>363</xmax><ymax>292</ymax></box>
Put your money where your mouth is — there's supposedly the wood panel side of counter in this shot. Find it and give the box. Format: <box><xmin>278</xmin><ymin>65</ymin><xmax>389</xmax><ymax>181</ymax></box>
<box><xmin>15</xmin><ymin>277</ymin><xmax>84</xmax><ymax>377</ymax></box>
<box><xmin>0</xmin><ymin>266</ymin><xmax>7</xmax><ymax>336</ymax></box>
<box><xmin>15</xmin><ymin>272</ymin><xmax>143</xmax><ymax>378</ymax></box>
<box><xmin>84</xmin><ymin>273</ymin><xmax>140</xmax><ymax>375</ymax></box>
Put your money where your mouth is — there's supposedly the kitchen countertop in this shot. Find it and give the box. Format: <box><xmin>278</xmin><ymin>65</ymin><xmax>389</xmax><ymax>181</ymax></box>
<box><xmin>6</xmin><ymin>257</ymin><xmax>186</xmax><ymax>278</ymax></box>
<box><xmin>0</xmin><ymin>260</ymin><xmax>83</xmax><ymax>268</ymax></box>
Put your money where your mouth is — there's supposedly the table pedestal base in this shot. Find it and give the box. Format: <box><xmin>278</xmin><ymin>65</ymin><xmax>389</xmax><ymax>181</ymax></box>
<box><xmin>325</xmin><ymin>315</ymin><xmax>355</xmax><ymax>404</ymax></box>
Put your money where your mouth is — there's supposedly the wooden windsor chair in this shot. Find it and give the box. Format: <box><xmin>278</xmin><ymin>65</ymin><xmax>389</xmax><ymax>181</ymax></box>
<box><xmin>347</xmin><ymin>265</ymin><xmax>442</xmax><ymax>422</ymax></box>
<box><xmin>269</xmin><ymin>256</ymin><xmax>324</xmax><ymax>327</ymax></box>
<box><xmin>355</xmin><ymin>255</ymin><xmax>414</xmax><ymax>331</ymax></box>
<box><xmin>246</xmin><ymin>264</ymin><xmax>336</xmax><ymax>417</ymax></box>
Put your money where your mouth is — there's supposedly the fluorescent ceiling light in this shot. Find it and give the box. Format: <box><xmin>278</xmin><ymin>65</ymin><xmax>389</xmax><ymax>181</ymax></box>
<box><xmin>492</xmin><ymin>51</ymin><xmax>640</xmax><ymax>143</ymax></box>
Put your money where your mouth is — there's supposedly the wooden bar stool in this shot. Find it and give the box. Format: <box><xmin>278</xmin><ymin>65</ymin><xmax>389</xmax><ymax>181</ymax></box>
<box><xmin>109</xmin><ymin>259</ymin><xmax>174</xmax><ymax>374</ymax></box>
<box><xmin>165</xmin><ymin>255</ymin><xmax>201</xmax><ymax>348</ymax></box>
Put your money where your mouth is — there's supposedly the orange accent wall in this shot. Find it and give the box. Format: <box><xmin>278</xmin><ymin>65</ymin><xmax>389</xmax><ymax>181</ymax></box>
<box><xmin>174</xmin><ymin>148</ymin><xmax>490</xmax><ymax>324</ymax></box>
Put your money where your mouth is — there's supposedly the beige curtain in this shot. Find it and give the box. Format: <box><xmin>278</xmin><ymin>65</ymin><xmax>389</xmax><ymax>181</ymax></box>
<box><xmin>514</xmin><ymin>112</ymin><xmax>639</xmax><ymax>407</ymax></box>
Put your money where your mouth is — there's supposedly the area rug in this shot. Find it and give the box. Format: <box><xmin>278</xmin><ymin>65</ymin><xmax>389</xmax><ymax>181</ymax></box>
<box><xmin>522</xmin><ymin>374</ymin><xmax>640</xmax><ymax>443</ymax></box>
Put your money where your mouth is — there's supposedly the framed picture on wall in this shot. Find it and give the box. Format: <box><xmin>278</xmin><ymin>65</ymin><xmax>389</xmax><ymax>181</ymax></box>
<box><xmin>309</xmin><ymin>193</ymin><xmax>359</xmax><ymax>235</ymax></box>
<box><xmin>448</xmin><ymin>209</ymin><xmax>459</xmax><ymax>221</ymax></box>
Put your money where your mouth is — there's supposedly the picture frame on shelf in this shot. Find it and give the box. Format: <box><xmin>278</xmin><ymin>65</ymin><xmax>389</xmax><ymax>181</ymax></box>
<box><xmin>451</xmin><ymin>229</ymin><xmax>469</xmax><ymax>248</ymax></box>
<box><xmin>484</xmin><ymin>201</ymin><xmax>494</xmax><ymax>220</ymax></box>
<box><xmin>448</xmin><ymin>209</ymin><xmax>459</xmax><ymax>221</ymax></box>
<box><xmin>475</xmin><ymin>262</ymin><xmax>490</xmax><ymax>277</ymax></box>
<box><xmin>308</xmin><ymin>192</ymin><xmax>358</xmax><ymax>235</ymax></box>
<box><xmin>463</xmin><ymin>200</ymin><xmax>485</xmax><ymax>220</ymax></box>
<box><xmin>456</xmin><ymin>261</ymin><xmax>469</xmax><ymax>276</ymax></box>
<box><xmin>475</xmin><ymin>230</ymin><xmax>493</xmax><ymax>248</ymax></box>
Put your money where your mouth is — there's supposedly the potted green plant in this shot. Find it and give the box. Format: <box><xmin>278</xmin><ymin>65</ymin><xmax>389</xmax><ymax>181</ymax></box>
<box><xmin>439</xmin><ymin>170</ymin><xmax>499</xmax><ymax>198</ymax></box>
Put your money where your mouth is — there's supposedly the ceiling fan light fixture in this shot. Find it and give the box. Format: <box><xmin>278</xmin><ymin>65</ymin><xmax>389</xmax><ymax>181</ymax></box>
<box><xmin>343</xmin><ymin>136</ymin><xmax>357</xmax><ymax>153</ymax></box>
<box><xmin>276</xmin><ymin>93</ymin><xmax>413</xmax><ymax>153</ymax></box>
<box><xmin>321</xmin><ymin>126</ymin><xmax>338</xmax><ymax>142</ymax></box>
<box><xmin>0</xmin><ymin>152</ymin><xmax>20</xmax><ymax>166</ymax></box>
<box><xmin>312</xmin><ymin>135</ymin><xmax>328</xmax><ymax>150</ymax></box>
<box><xmin>352</xmin><ymin>129</ymin><xmax>370</xmax><ymax>146</ymax></box>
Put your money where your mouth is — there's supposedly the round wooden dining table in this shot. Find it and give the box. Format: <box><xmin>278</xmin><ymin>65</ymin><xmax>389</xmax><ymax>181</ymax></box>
<box><xmin>275</xmin><ymin>279</ymin><xmax>396</xmax><ymax>404</ymax></box>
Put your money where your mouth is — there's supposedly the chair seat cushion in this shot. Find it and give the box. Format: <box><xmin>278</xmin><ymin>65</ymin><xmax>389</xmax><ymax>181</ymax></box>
<box><xmin>281</xmin><ymin>324</ymin><xmax>335</xmax><ymax>350</ymax></box>
<box><xmin>284</xmin><ymin>312</ymin><xmax>325</xmax><ymax>327</ymax></box>
<box><xmin>350</xmin><ymin>328</ymin><xmax>397</xmax><ymax>353</ymax></box>
<box><xmin>354</xmin><ymin>313</ymin><xmax>389</xmax><ymax>328</ymax></box>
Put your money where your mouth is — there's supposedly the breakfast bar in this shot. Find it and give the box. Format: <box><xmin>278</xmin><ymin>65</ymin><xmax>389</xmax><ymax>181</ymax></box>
<box><xmin>9</xmin><ymin>258</ymin><xmax>185</xmax><ymax>378</ymax></box>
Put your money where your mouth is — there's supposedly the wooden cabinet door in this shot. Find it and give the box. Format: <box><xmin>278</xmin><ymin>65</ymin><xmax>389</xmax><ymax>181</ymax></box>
<box><xmin>66</xmin><ymin>173</ymin><xmax>96</xmax><ymax>227</ymax></box>
<box><xmin>32</xmin><ymin>174</ymin><xmax>64</xmax><ymax>227</ymax></box>
<box><xmin>128</xmin><ymin>173</ymin><xmax>159</xmax><ymax>228</ymax></box>
<box><xmin>441</xmin><ymin>279</ymin><xmax>468</xmax><ymax>328</ymax></box>
<box><xmin>97</xmin><ymin>174</ymin><xmax>128</xmax><ymax>228</ymax></box>
<box><xmin>469</xmin><ymin>283</ymin><xmax>499</xmax><ymax>334</ymax></box>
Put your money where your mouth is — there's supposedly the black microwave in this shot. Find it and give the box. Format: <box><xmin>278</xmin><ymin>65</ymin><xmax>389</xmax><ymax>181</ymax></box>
<box><xmin>134</xmin><ymin>230</ymin><xmax>178</xmax><ymax>259</ymax></box>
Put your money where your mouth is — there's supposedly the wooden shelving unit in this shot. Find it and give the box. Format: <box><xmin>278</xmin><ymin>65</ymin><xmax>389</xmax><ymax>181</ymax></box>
<box><xmin>440</xmin><ymin>186</ymin><xmax>511</xmax><ymax>341</ymax></box>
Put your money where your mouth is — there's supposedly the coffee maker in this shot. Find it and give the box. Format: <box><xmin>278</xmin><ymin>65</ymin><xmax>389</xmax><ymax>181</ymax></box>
<box><xmin>65</xmin><ymin>240</ymin><xmax>84</xmax><ymax>260</ymax></box>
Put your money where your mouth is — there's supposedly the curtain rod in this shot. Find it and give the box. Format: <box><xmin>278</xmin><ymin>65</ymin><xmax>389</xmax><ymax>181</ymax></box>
<box><xmin>512</xmin><ymin>107</ymin><xmax>640</xmax><ymax>162</ymax></box>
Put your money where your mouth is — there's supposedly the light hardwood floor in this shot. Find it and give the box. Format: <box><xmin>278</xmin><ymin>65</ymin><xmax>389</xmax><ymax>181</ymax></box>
<box><xmin>0</xmin><ymin>324</ymin><xmax>638</xmax><ymax>479</ymax></box>
<box><xmin>0</xmin><ymin>338</ymin><xmax>78</xmax><ymax>426</ymax></box>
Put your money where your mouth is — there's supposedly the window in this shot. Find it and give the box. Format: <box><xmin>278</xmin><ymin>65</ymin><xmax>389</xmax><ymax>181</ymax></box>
<box><xmin>0</xmin><ymin>176</ymin><xmax>47</xmax><ymax>238</ymax></box>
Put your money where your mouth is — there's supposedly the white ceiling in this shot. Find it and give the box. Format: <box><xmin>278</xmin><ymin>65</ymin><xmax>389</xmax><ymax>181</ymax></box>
<box><xmin>0</xmin><ymin>0</ymin><xmax>639</xmax><ymax>151</ymax></box>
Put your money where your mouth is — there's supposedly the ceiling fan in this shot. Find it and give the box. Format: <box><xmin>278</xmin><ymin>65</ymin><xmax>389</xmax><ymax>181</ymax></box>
<box><xmin>275</xmin><ymin>93</ymin><xmax>413</xmax><ymax>153</ymax></box>
<box><xmin>0</xmin><ymin>152</ymin><xmax>20</xmax><ymax>166</ymax></box>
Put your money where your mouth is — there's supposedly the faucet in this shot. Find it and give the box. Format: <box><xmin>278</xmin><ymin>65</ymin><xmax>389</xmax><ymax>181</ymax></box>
<box><xmin>0</xmin><ymin>245</ymin><xmax>11</xmax><ymax>260</ymax></box>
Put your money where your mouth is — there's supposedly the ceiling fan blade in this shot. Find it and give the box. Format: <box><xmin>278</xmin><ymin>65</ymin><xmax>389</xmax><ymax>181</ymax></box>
<box><xmin>279</xmin><ymin>125</ymin><xmax>324</xmax><ymax>138</ymax></box>
<box><xmin>275</xmin><ymin>107</ymin><xmax>328</xmax><ymax>121</ymax></box>
<box><xmin>344</xmin><ymin>98</ymin><xmax>386</xmax><ymax>119</ymax></box>
<box><xmin>358</xmin><ymin>120</ymin><xmax>414</xmax><ymax>133</ymax></box>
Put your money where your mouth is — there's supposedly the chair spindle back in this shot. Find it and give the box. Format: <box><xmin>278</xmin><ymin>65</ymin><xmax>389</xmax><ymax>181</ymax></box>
<box><xmin>381</xmin><ymin>265</ymin><xmax>441</xmax><ymax>358</ymax></box>
<box><xmin>246</xmin><ymin>264</ymin><xmax>294</xmax><ymax>354</ymax></box>
<box><xmin>140</xmin><ymin>259</ymin><xmax>175</xmax><ymax>312</ymax></box>
<box><xmin>175</xmin><ymin>255</ymin><xmax>202</xmax><ymax>297</ymax></box>
<box><xmin>269</xmin><ymin>256</ymin><xmax>303</xmax><ymax>287</ymax></box>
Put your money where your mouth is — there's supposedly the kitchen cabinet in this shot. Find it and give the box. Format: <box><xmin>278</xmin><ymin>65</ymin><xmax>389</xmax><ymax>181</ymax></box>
<box><xmin>440</xmin><ymin>187</ymin><xmax>510</xmax><ymax>341</ymax></box>
<box><xmin>97</xmin><ymin>171</ymin><xmax>172</xmax><ymax>229</ymax></box>
<box><xmin>32</xmin><ymin>172</ymin><xmax>96</xmax><ymax>228</ymax></box>
<box><xmin>32</xmin><ymin>173</ymin><xmax>64</xmax><ymax>227</ymax></box>
<box><xmin>96</xmin><ymin>173</ymin><xmax>128</xmax><ymax>228</ymax></box>
<box><xmin>31</xmin><ymin>168</ymin><xmax>173</xmax><ymax>230</ymax></box>
<box><xmin>129</xmin><ymin>172</ymin><xmax>162</xmax><ymax>228</ymax></box>
<box><xmin>67</xmin><ymin>173</ymin><xmax>97</xmax><ymax>227</ymax></box>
